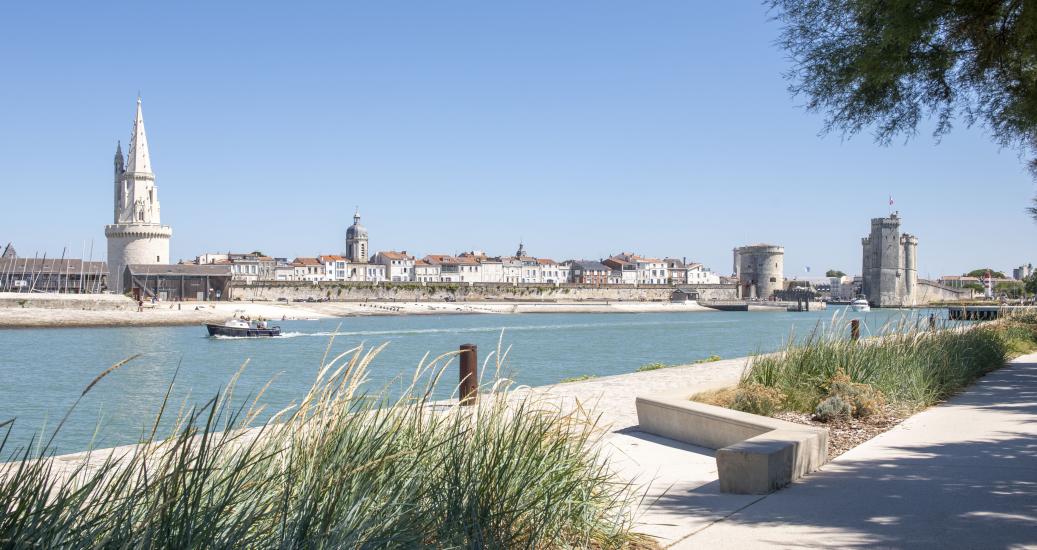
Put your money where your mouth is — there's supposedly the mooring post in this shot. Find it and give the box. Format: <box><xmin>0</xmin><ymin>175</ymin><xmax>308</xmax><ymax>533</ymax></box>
<box><xmin>850</xmin><ymin>319</ymin><xmax>860</xmax><ymax>342</ymax></box>
<box><xmin>459</xmin><ymin>343</ymin><xmax>478</xmax><ymax>405</ymax></box>
<box><xmin>929</xmin><ymin>314</ymin><xmax>936</xmax><ymax>331</ymax></box>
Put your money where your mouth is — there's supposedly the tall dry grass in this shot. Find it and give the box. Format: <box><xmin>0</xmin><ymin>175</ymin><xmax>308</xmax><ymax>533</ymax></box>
<box><xmin>743</xmin><ymin>311</ymin><xmax>1037</xmax><ymax>413</ymax></box>
<box><xmin>0</xmin><ymin>340</ymin><xmax>642</xmax><ymax>548</ymax></box>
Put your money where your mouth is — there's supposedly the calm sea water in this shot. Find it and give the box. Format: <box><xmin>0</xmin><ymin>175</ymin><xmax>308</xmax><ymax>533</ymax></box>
<box><xmin>1</xmin><ymin>307</ymin><xmax>947</xmax><ymax>454</ymax></box>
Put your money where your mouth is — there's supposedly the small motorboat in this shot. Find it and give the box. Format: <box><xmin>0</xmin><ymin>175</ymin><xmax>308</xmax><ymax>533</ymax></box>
<box><xmin>206</xmin><ymin>317</ymin><xmax>281</xmax><ymax>338</ymax></box>
<box><xmin>850</xmin><ymin>297</ymin><xmax>871</xmax><ymax>312</ymax></box>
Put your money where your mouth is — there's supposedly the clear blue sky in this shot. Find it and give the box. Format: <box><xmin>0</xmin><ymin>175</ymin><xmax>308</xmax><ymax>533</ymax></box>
<box><xmin>1</xmin><ymin>1</ymin><xmax>1034</xmax><ymax>278</ymax></box>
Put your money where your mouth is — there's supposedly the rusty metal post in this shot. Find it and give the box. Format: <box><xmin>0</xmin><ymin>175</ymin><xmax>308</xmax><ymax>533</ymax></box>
<box><xmin>929</xmin><ymin>314</ymin><xmax>937</xmax><ymax>331</ymax></box>
<box><xmin>850</xmin><ymin>319</ymin><xmax>860</xmax><ymax>342</ymax></box>
<box><xmin>459</xmin><ymin>343</ymin><xmax>478</xmax><ymax>405</ymax></box>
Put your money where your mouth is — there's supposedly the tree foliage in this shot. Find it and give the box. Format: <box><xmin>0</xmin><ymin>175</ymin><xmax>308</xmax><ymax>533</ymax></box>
<box><xmin>769</xmin><ymin>0</ymin><xmax>1037</xmax><ymax>219</ymax></box>
<box><xmin>965</xmin><ymin>268</ymin><xmax>1006</xmax><ymax>278</ymax></box>
<box><xmin>1026</xmin><ymin>273</ymin><xmax>1037</xmax><ymax>295</ymax></box>
<box><xmin>826</xmin><ymin>269</ymin><xmax>847</xmax><ymax>277</ymax></box>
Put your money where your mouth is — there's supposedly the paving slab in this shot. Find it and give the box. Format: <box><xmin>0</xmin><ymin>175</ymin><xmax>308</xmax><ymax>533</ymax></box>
<box><xmin>677</xmin><ymin>351</ymin><xmax>1037</xmax><ymax>549</ymax></box>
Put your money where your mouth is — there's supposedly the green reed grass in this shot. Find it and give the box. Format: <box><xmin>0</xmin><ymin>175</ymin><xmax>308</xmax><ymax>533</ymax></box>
<box><xmin>743</xmin><ymin>311</ymin><xmax>1037</xmax><ymax>413</ymax></box>
<box><xmin>0</xmin><ymin>342</ymin><xmax>642</xmax><ymax>548</ymax></box>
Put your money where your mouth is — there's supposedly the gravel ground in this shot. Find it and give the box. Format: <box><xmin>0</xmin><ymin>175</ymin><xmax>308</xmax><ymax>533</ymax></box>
<box><xmin>775</xmin><ymin>406</ymin><xmax>908</xmax><ymax>460</ymax></box>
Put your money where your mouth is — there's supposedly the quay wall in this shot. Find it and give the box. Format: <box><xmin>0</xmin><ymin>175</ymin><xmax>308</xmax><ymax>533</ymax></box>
<box><xmin>229</xmin><ymin>282</ymin><xmax>739</xmax><ymax>303</ymax></box>
<box><xmin>0</xmin><ymin>292</ymin><xmax>137</xmax><ymax>311</ymax></box>
<box><xmin>915</xmin><ymin>280</ymin><xmax>974</xmax><ymax>305</ymax></box>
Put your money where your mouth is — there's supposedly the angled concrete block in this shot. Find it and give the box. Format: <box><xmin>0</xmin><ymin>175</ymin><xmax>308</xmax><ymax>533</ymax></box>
<box><xmin>635</xmin><ymin>395</ymin><xmax>829</xmax><ymax>494</ymax></box>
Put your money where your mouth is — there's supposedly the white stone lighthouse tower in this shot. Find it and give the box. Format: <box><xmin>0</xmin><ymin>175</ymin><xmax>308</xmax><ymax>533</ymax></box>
<box><xmin>105</xmin><ymin>97</ymin><xmax>172</xmax><ymax>292</ymax></box>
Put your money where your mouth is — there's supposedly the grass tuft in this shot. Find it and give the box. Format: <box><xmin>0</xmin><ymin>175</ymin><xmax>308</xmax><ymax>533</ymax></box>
<box><xmin>0</xmin><ymin>344</ymin><xmax>642</xmax><ymax>548</ymax></box>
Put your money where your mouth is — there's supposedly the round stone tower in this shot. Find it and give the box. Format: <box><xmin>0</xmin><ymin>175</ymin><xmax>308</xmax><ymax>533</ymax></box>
<box><xmin>733</xmin><ymin>244</ymin><xmax>784</xmax><ymax>300</ymax></box>
<box><xmin>104</xmin><ymin>98</ymin><xmax>172</xmax><ymax>293</ymax></box>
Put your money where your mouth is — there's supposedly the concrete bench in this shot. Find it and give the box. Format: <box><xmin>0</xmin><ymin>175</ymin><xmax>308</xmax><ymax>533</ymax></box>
<box><xmin>635</xmin><ymin>395</ymin><xmax>828</xmax><ymax>494</ymax></box>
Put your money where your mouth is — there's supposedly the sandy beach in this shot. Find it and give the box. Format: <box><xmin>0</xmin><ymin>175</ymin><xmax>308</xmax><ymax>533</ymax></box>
<box><xmin>0</xmin><ymin>295</ymin><xmax>715</xmax><ymax>329</ymax></box>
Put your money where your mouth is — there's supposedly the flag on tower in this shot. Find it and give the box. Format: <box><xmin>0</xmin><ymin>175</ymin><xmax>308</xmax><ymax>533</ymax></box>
<box><xmin>889</xmin><ymin>195</ymin><xmax>894</xmax><ymax>207</ymax></box>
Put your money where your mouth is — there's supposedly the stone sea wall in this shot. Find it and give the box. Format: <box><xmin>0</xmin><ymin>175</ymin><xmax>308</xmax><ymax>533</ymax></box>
<box><xmin>229</xmin><ymin>282</ymin><xmax>739</xmax><ymax>303</ymax></box>
<box><xmin>0</xmin><ymin>292</ymin><xmax>137</xmax><ymax>311</ymax></box>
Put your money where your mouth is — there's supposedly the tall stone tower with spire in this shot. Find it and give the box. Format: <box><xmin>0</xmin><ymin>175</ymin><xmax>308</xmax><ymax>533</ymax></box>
<box><xmin>105</xmin><ymin>97</ymin><xmax>172</xmax><ymax>292</ymax></box>
<box><xmin>345</xmin><ymin>208</ymin><xmax>368</xmax><ymax>262</ymax></box>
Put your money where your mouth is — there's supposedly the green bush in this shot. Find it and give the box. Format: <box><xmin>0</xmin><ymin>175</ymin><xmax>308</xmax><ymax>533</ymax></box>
<box><xmin>637</xmin><ymin>362</ymin><xmax>669</xmax><ymax>372</ymax></box>
<box><xmin>813</xmin><ymin>395</ymin><xmax>852</xmax><ymax>422</ymax></box>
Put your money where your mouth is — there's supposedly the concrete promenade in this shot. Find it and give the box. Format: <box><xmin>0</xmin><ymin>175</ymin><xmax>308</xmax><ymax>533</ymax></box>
<box><xmin>676</xmin><ymin>351</ymin><xmax>1037</xmax><ymax>548</ymax></box>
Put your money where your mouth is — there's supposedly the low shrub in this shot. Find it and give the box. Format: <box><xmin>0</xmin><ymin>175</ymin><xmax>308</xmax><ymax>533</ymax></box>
<box><xmin>730</xmin><ymin>383</ymin><xmax>784</xmax><ymax>417</ymax></box>
<box><xmin>637</xmin><ymin>362</ymin><xmax>670</xmax><ymax>372</ymax></box>
<box><xmin>690</xmin><ymin>387</ymin><xmax>739</xmax><ymax>408</ymax></box>
<box><xmin>559</xmin><ymin>374</ymin><xmax>597</xmax><ymax>383</ymax></box>
<box><xmin>813</xmin><ymin>395</ymin><xmax>852</xmax><ymax>422</ymax></box>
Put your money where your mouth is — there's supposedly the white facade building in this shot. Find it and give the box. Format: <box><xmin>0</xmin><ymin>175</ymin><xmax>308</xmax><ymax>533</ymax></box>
<box><xmin>105</xmin><ymin>98</ymin><xmax>172</xmax><ymax>292</ymax></box>
<box><xmin>686</xmin><ymin>263</ymin><xmax>720</xmax><ymax>284</ymax></box>
<box><xmin>414</xmin><ymin>259</ymin><xmax>440</xmax><ymax>282</ymax></box>
<box><xmin>374</xmin><ymin>251</ymin><xmax>415</xmax><ymax>282</ymax></box>
<box><xmin>319</xmin><ymin>255</ymin><xmax>350</xmax><ymax>281</ymax></box>
<box><xmin>635</xmin><ymin>257</ymin><xmax>668</xmax><ymax>285</ymax></box>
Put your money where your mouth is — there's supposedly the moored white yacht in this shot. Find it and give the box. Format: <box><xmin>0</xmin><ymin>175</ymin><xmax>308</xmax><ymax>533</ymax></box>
<box><xmin>850</xmin><ymin>297</ymin><xmax>871</xmax><ymax>312</ymax></box>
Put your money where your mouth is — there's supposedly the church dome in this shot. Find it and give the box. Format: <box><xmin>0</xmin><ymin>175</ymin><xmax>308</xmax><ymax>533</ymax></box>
<box><xmin>346</xmin><ymin>209</ymin><xmax>367</xmax><ymax>240</ymax></box>
<box><xmin>346</xmin><ymin>222</ymin><xmax>367</xmax><ymax>240</ymax></box>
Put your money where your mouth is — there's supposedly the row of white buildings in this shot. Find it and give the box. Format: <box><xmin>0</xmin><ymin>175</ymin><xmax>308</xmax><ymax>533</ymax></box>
<box><xmin>193</xmin><ymin>213</ymin><xmax>720</xmax><ymax>286</ymax></box>
<box><xmin>195</xmin><ymin>249</ymin><xmax>720</xmax><ymax>287</ymax></box>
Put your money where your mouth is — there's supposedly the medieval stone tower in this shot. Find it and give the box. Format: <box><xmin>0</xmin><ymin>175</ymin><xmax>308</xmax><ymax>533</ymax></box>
<box><xmin>345</xmin><ymin>208</ymin><xmax>369</xmax><ymax>262</ymax></box>
<box><xmin>105</xmin><ymin>98</ymin><xmax>172</xmax><ymax>292</ymax></box>
<box><xmin>861</xmin><ymin>212</ymin><xmax>917</xmax><ymax>307</ymax></box>
<box><xmin>733</xmin><ymin>244</ymin><xmax>784</xmax><ymax>300</ymax></box>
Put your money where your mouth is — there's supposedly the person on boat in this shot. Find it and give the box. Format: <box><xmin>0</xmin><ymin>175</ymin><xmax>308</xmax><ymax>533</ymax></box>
<box><xmin>257</xmin><ymin>319</ymin><xmax>268</xmax><ymax>329</ymax></box>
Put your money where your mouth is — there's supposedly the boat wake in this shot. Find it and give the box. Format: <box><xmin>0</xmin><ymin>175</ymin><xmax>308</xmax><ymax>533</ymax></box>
<box><xmin>209</xmin><ymin>331</ymin><xmax>307</xmax><ymax>340</ymax></box>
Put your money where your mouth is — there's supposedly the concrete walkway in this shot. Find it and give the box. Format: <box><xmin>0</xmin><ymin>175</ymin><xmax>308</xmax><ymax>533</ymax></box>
<box><xmin>675</xmin><ymin>351</ymin><xmax>1037</xmax><ymax>549</ymax></box>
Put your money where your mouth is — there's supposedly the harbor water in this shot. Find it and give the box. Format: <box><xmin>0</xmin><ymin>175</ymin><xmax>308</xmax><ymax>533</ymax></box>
<box><xmin>1</xmin><ymin>307</ymin><xmax>949</xmax><ymax>454</ymax></box>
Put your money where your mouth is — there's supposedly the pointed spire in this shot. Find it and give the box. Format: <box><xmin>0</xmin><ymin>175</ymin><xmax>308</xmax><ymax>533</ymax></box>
<box><xmin>126</xmin><ymin>96</ymin><xmax>152</xmax><ymax>174</ymax></box>
<box><xmin>114</xmin><ymin>140</ymin><xmax>124</xmax><ymax>173</ymax></box>
<box><xmin>354</xmin><ymin>206</ymin><xmax>361</xmax><ymax>225</ymax></box>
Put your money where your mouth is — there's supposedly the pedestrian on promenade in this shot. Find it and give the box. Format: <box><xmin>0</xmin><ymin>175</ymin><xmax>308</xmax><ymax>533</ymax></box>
<box><xmin>137</xmin><ymin>299</ymin><xmax>143</xmax><ymax>312</ymax></box>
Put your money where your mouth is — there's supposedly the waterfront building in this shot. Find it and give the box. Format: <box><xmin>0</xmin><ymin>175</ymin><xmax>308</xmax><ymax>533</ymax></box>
<box><xmin>105</xmin><ymin>98</ymin><xmax>172</xmax><ymax>293</ymax></box>
<box><xmin>349</xmin><ymin>262</ymin><xmax>386</xmax><ymax>282</ymax></box>
<box><xmin>687</xmin><ymin>263</ymin><xmax>720</xmax><ymax>284</ymax></box>
<box><xmin>538</xmin><ymin>258</ymin><xmax>566</xmax><ymax>284</ymax></box>
<box><xmin>861</xmin><ymin>213</ymin><xmax>917</xmax><ymax>307</ymax></box>
<box><xmin>608</xmin><ymin>270</ymin><xmax>625</xmax><ymax>285</ymax></box>
<box><xmin>414</xmin><ymin>259</ymin><xmax>441</xmax><ymax>282</ymax></box>
<box><xmin>374</xmin><ymin>251</ymin><xmax>415</xmax><ymax>282</ymax></box>
<box><xmin>602</xmin><ymin>256</ymin><xmax>638</xmax><ymax>285</ymax></box>
<box><xmin>829</xmin><ymin>275</ymin><xmax>856</xmax><ymax>300</ymax></box>
<box><xmin>664</xmin><ymin>258</ymin><xmax>688</xmax><ymax>285</ymax></box>
<box><xmin>1014</xmin><ymin>263</ymin><xmax>1034</xmax><ymax>281</ymax></box>
<box><xmin>273</xmin><ymin>263</ymin><xmax>296</xmax><ymax>281</ymax></box>
<box><xmin>570</xmin><ymin>260</ymin><xmax>610</xmax><ymax>285</ymax></box>
<box><xmin>478</xmin><ymin>256</ymin><xmax>505</xmax><ymax>284</ymax></box>
<box><xmin>0</xmin><ymin>257</ymin><xmax>108</xmax><ymax>293</ymax></box>
<box><xmin>733</xmin><ymin>244</ymin><xmax>785</xmax><ymax>300</ymax></box>
<box><xmin>124</xmin><ymin>263</ymin><xmax>231</xmax><ymax>301</ymax></box>
<box><xmin>345</xmin><ymin>209</ymin><xmax>369</xmax><ymax>263</ymax></box>
<box><xmin>227</xmin><ymin>253</ymin><xmax>277</xmax><ymax>284</ymax></box>
<box><xmin>605</xmin><ymin>253</ymin><xmax>666</xmax><ymax>285</ymax></box>
<box><xmin>318</xmin><ymin>255</ymin><xmax>350</xmax><ymax>281</ymax></box>
<box><xmin>292</xmin><ymin>257</ymin><xmax>327</xmax><ymax>282</ymax></box>
<box><xmin>501</xmin><ymin>256</ymin><xmax>523</xmax><ymax>283</ymax></box>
